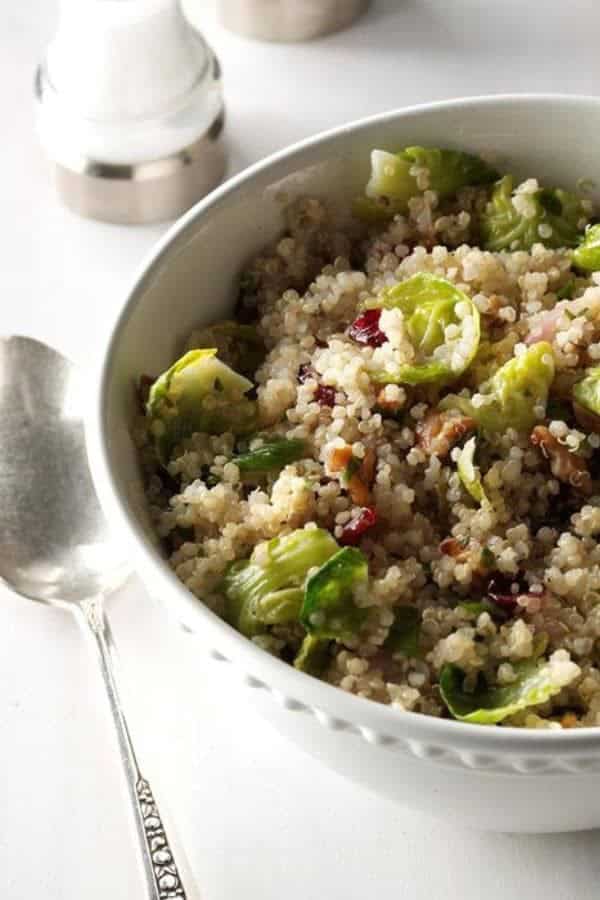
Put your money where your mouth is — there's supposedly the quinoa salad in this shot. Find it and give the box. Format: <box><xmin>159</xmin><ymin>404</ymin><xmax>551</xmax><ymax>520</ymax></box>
<box><xmin>137</xmin><ymin>145</ymin><xmax>600</xmax><ymax>728</ymax></box>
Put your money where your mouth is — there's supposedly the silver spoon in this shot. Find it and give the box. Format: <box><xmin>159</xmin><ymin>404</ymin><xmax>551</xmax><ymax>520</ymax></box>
<box><xmin>0</xmin><ymin>335</ymin><xmax>188</xmax><ymax>900</ymax></box>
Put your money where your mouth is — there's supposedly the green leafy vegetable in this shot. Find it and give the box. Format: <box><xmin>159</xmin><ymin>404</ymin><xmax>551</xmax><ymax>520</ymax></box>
<box><xmin>441</xmin><ymin>342</ymin><xmax>555</xmax><ymax>433</ymax></box>
<box><xmin>481</xmin><ymin>176</ymin><xmax>588</xmax><ymax>252</ymax></box>
<box><xmin>187</xmin><ymin>321</ymin><xmax>265</xmax><ymax>378</ymax></box>
<box><xmin>457</xmin><ymin>436</ymin><xmax>487</xmax><ymax>504</ymax></box>
<box><xmin>293</xmin><ymin>634</ymin><xmax>332</xmax><ymax>677</ymax></box>
<box><xmin>234</xmin><ymin>438</ymin><xmax>307</xmax><ymax>474</ymax></box>
<box><xmin>573</xmin><ymin>367</ymin><xmax>600</xmax><ymax>418</ymax></box>
<box><xmin>439</xmin><ymin>656</ymin><xmax>579</xmax><ymax>724</ymax></box>
<box><xmin>301</xmin><ymin>547</ymin><xmax>369</xmax><ymax>639</ymax></box>
<box><xmin>224</xmin><ymin>528</ymin><xmax>339</xmax><ymax>637</ymax></box>
<box><xmin>365</xmin><ymin>147</ymin><xmax>497</xmax><ymax>211</ymax></box>
<box><xmin>457</xmin><ymin>600</ymin><xmax>506</xmax><ymax>621</ymax></box>
<box><xmin>572</xmin><ymin>223</ymin><xmax>600</xmax><ymax>272</ymax></box>
<box><xmin>146</xmin><ymin>349</ymin><xmax>256</xmax><ymax>464</ymax></box>
<box><xmin>384</xmin><ymin>606</ymin><xmax>420</xmax><ymax>657</ymax></box>
<box><xmin>368</xmin><ymin>273</ymin><xmax>480</xmax><ymax>385</ymax></box>
<box><xmin>480</xmin><ymin>547</ymin><xmax>496</xmax><ymax>570</ymax></box>
<box><xmin>556</xmin><ymin>279</ymin><xmax>576</xmax><ymax>301</ymax></box>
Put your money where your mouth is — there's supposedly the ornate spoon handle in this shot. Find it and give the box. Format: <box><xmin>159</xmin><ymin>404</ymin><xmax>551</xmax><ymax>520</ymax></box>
<box><xmin>79</xmin><ymin>597</ymin><xmax>187</xmax><ymax>900</ymax></box>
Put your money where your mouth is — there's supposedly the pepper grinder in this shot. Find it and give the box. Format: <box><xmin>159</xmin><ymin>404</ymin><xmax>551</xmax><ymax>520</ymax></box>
<box><xmin>35</xmin><ymin>0</ymin><xmax>226</xmax><ymax>224</ymax></box>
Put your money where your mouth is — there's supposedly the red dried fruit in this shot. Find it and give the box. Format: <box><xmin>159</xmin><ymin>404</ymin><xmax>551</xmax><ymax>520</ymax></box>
<box><xmin>340</xmin><ymin>506</ymin><xmax>378</xmax><ymax>546</ymax></box>
<box><xmin>298</xmin><ymin>364</ymin><xmax>337</xmax><ymax>406</ymax></box>
<box><xmin>315</xmin><ymin>384</ymin><xmax>336</xmax><ymax>407</ymax></box>
<box><xmin>487</xmin><ymin>576</ymin><xmax>519</xmax><ymax>615</ymax></box>
<box><xmin>349</xmin><ymin>308</ymin><xmax>388</xmax><ymax>348</ymax></box>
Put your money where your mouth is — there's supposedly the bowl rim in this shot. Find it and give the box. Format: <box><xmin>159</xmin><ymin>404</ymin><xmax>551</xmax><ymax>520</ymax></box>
<box><xmin>88</xmin><ymin>92</ymin><xmax>600</xmax><ymax>753</ymax></box>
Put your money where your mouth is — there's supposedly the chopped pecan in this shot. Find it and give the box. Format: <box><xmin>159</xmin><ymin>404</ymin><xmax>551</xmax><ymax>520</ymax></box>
<box><xmin>416</xmin><ymin>410</ymin><xmax>476</xmax><ymax>458</ymax></box>
<box><xmin>439</xmin><ymin>537</ymin><xmax>469</xmax><ymax>560</ymax></box>
<box><xmin>530</xmin><ymin>425</ymin><xmax>592</xmax><ymax>494</ymax></box>
<box><xmin>360</xmin><ymin>448</ymin><xmax>377</xmax><ymax>486</ymax></box>
<box><xmin>346</xmin><ymin>448</ymin><xmax>376</xmax><ymax>506</ymax></box>
<box><xmin>328</xmin><ymin>445</ymin><xmax>377</xmax><ymax>506</ymax></box>
<box><xmin>346</xmin><ymin>473</ymin><xmax>371</xmax><ymax>506</ymax></box>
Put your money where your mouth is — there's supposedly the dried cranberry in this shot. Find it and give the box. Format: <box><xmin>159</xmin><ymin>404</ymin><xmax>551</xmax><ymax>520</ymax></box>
<box><xmin>349</xmin><ymin>309</ymin><xmax>388</xmax><ymax>348</ymax></box>
<box><xmin>297</xmin><ymin>363</ymin><xmax>314</xmax><ymax>383</ymax></box>
<box><xmin>298</xmin><ymin>364</ymin><xmax>337</xmax><ymax>406</ymax></box>
<box><xmin>340</xmin><ymin>506</ymin><xmax>378</xmax><ymax>546</ymax></box>
<box><xmin>487</xmin><ymin>575</ymin><xmax>520</xmax><ymax>615</ymax></box>
<box><xmin>489</xmin><ymin>594</ymin><xmax>518</xmax><ymax>615</ymax></box>
<box><xmin>315</xmin><ymin>384</ymin><xmax>336</xmax><ymax>407</ymax></box>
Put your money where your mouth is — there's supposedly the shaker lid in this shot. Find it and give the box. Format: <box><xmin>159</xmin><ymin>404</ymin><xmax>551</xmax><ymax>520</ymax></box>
<box><xmin>35</xmin><ymin>0</ymin><xmax>227</xmax><ymax>224</ymax></box>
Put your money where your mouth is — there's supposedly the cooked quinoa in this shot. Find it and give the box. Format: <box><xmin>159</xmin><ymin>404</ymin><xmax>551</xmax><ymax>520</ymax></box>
<box><xmin>137</xmin><ymin>146</ymin><xmax>600</xmax><ymax>729</ymax></box>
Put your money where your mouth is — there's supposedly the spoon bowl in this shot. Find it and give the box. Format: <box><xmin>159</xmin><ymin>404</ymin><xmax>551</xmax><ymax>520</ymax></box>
<box><xmin>0</xmin><ymin>335</ymin><xmax>189</xmax><ymax>899</ymax></box>
<box><xmin>0</xmin><ymin>336</ymin><xmax>127</xmax><ymax>603</ymax></box>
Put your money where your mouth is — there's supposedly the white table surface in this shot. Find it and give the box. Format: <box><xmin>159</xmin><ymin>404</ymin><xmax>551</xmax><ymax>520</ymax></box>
<box><xmin>3</xmin><ymin>2</ymin><xmax>600</xmax><ymax>898</ymax></box>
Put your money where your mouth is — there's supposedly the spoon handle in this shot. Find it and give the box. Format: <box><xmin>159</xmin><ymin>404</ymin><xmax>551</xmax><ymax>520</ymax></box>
<box><xmin>79</xmin><ymin>597</ymin><xmax>187</xmax><ymax>900</ymax></box>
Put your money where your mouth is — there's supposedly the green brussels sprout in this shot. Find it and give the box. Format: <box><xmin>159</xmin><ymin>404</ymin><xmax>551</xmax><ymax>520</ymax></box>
<box><xmin>439</xmin><ymin>655</ymin><xmax>580</xmax><ymax>725</ymax></box>
<box><xmin>384</xmin><ymin>606</ymin><xmax>420</xmax><ymax>657</ymax></box>
<box><xmin>572</xmin><ymin>224</ymin><xmax>600</xmax><ymax>272</ymax></box>
<box><xmin>573</xmin><ymin>366</ymin><xmax>600</xmax><ymax>418</ymax></box>
<box><xmin>467</xmin><ymin>333</ymin><xmax>518</xmax><ymax>388</ymax></box>
<box><xmin>146</xmin><ymin>349</ymin><xmax>257</xmax><ymax>464</ymax></box>
<box><xmin>351</xmin><ymin>194</ymin><xmax>404</xmax><ymax>224</ymax></box>
<box><xmin>441</xmin><ymin>342</ymin><xmax>555</xmax><ymax>433</ymax></box>
<box><xmin>365</xmin><ymin>146</ymin><xmax>498</xmax><ymax>211</ymax></box>
<box><xmin>457</xmin><ymin>436</ymin><xmax>487</xmax><ymax>504</ymax></box>
<box><xmin>233</xmin><ymin>438</ymin><xmax>307</xmax><ymax>474</ymax></box>
<box><xmin>481</xmin><ymin>175</ymin><xmax>588</xmax><ymax>252</ymax></box>
<box><xmin>187</xmin><ymin>321</ymin><xmax>265</xmax><ymax>378</ymax></box>
<box><xmin>300</xmin><ymin>547</ymin><xmax>369</xmax><ymax>640</ymax></box>
<box><xmin>293</xmin><ymin>634</ymin><xmax>332</xmax><ymax>677</ymax></box>
<box><xmin>223</xmin><ymin>528</ymin><xmax>339</xmax><ymax>637</ymax></box>
<box><xmin>368</xmin><ymin>273</ymin><xmax>480</xmax><ymax>385</ymax></box>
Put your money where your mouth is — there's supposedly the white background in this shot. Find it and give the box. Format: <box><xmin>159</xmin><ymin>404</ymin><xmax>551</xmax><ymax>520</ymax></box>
<box><xmin>3</xmin><ymin>2</ymin><xmax>600</xmax><ymax>898</ymax></box>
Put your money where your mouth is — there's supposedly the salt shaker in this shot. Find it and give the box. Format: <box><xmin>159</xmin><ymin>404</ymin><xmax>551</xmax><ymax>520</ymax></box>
<box><xmin>218</xmin><ymin>0</ymin><xmax>370</xmax><ymax>42</ymax></box>
<box><xmin>35</xmin><ymin>0</ymin><xmax>226</xmax><ymax>224</ymax></box>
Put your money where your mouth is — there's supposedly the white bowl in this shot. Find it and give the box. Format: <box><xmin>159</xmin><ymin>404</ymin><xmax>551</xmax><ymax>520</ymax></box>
<box><xmin>89</xmin><ymin>95</ymin><xmax>600</xmax><ymax>833</ymax></box>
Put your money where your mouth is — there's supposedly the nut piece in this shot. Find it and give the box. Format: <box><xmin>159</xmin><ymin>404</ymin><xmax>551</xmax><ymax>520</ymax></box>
<box><xmin>439</xmin><ymin>537</ymin><xmax>469</xmax><ymax>560</ymax></box>
<box><xmin>530</xmin><ymin>425</ymin><xmax>592</xmax><ymax>494</ymax></box>
<box><xmin>417</xmin><ymin>410</ymin><xmax>476</xmax><ymax>458</ymax></box>
<box><xmin>328</xmin><ymin>445</ymin><xmax>377</xmax><ymax>506</ymax></box>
